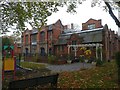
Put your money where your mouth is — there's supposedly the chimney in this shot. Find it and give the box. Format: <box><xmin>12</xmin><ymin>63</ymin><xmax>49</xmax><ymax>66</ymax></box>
<box><xmin>71</xmin><ymin>23</ymin><xmax>74</xmax><ymax>29</ymax></box>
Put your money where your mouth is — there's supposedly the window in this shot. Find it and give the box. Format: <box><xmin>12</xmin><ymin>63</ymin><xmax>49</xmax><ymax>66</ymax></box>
<box><xmin>25</xmin><ymin>35</ymin><xmax>28</xmax><ymax>45</ymax></box>
<box><xmin>48</xmin><ymin>31</ymin><xmax>52</xmax><ymax>40</ymax></box>
<box><xmin>31</xmin><ymin>34</ymin><xmax>37</xmax><ymax>43</ymax></box>
<box><xmin>72</xmin><ymin>41</ymin><xmax>77</xmax><ymax>45</ymax></box>
<box><xmin>48</xmin><ymin>25</ymin><xmax>52</xmax><ymax>30</ymax></box>
<box><xmin>22</xmin><ymin>36</ymin><xmax>23</xmax><ymax>45</ymax></box>
<box><xmin>58</xmin><ymin>46</ymin><xmax>64</xmax><ymax>51</ymax></box>
<box><xmin>72</xmin><ymin>41</ymin><xmax>77</xmax><ymax>50</ymax></box>
<box><xmin>31</xmin><ymin>46</ymin><xmax>37</xmax><ymax>54</ymax></box>
<box><xmin>88</xmin><ymin>24</ymin><xmax>95</xmax><ymax>29</ymax></box>
<box><xmin>40</xmin><ymin>31</ymin><xmax>45</xmax><ymax>42</ymax></box>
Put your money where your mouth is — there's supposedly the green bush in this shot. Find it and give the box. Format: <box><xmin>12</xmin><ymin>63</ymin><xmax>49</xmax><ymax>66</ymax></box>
<box><xmin>48</xmin><ymin>55</ymin><xmax>56</xmax><ymax>64</ymax></box>
<box><xmin>96</xmin><ymin>58</ymin><xmax>103</xmax><ymax>66</ymax></box>
<box><xmin>79</xmin><ymin>55</ymin><xmax>85</xmax><ymax>63</ymax></box>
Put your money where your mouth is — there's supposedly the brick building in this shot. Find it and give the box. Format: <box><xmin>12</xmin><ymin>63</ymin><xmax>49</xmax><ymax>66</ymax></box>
<box><xmin>18</xmin><ymin>18</ymin><xmax>120</xmax><ymax>61</ymax></box>
<box><xmin>54</xmin><ymin>18</ymin><xmax>120</xmax><ymax>60</ymax></box>
<box><xmin>21</xmin><ymin>19</ymin><xmax>64</xmax><ymax>56</ymax></box>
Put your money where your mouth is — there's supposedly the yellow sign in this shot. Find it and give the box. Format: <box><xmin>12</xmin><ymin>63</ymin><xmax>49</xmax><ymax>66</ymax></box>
<box><xmin>4</xmin><ymin>58</ymin><xmax>15</xmax><ymax>71</ymax></box>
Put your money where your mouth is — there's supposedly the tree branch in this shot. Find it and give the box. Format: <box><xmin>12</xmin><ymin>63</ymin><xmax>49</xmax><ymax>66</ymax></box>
<box><xmin>104</xmin><ymin>2</ymin><xmax>120</xmax><ymax>28</ymax></box>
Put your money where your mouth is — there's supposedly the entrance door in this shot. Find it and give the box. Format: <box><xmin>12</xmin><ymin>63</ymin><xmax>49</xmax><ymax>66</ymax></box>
<box><xmin>41</xmin><ymin>47</ymin><xmax>45</xmax><ymax>56</ymax></box>
<box><xmin>49</xmin><ymin>48</ymin><xmax>52</xmax><ymax>55</ymax></box>
<box><xmin>25</xmin><ymin>48</ymin><xmax>28</xmax><ymax>56</ymax></box>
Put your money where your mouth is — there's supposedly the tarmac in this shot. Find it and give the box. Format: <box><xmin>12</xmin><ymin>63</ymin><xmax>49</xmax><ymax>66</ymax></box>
<box><xmin>20</xmin><ymin>60</ymin><xmax>95</xmax><ymax>73</ymax></box>
<box><xmin>46</xmin><ymin>62</ymin><xmax>94</xmax><ymax>73</ymax></box>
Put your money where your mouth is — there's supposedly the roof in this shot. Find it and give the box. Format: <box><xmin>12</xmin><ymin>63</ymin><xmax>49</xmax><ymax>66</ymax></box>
<box><xmin>79</xmin><ymin>29</ymin><xmax>103</xmax><ymax>43</ymax></box>
<box><xmin>55</xmin><ymin>38</ymin><xmax>68</xmax><ymax>45</ymax></box>
<box><xmin>55</xmin><ymin>34</ymin><xmax>71</xmax><ymax>45</ymax></box>
<box><xmin>82</xmin><ymin>18</ymin><xmax>101</xmax><ymax>24</ymax></box>
<box><xmin>55</xmin><ymin>28</ymin><xmax>103</xmax><ymax>45</ymax></box>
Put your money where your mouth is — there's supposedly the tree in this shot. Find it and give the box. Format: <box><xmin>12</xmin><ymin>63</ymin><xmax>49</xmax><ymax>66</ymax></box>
<box><xmin>0</xmin><ymin>0</ymin><xmax>120</xmax><ymax>34</ymax></box>
<box><xmin>2</xmin><ymin>36</ymin><xmax>14</xmax><ymax>46</ymax></box>
<box><xmin>104</xmin><ymin>1</ymin><xmax>120</xmax><ymax>28</ymax></box>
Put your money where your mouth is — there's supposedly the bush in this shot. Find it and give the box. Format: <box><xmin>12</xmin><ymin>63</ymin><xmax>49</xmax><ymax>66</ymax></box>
<box><xmin>67</xmin><ymin>54</ymin><xmax>74</xmax><ymax>61</ymax></box>
<box><xmin>96</xmin><ymin>58</ymin><xmax>103</xmax><ymax>66</ymax></box>
<box><xmin>48</xmin><ymin>55</ymin><xmax>56</xmax><ymax>64</ymax></box>
<box><xmin>79</xmin><ymin>55</ymin><xmax>84</xmax><ymax>63</ymax></box>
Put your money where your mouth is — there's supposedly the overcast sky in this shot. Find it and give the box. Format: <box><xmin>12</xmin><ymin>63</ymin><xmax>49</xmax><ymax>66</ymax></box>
<box><xmin>47</xmin><ymin>0</ymin><xmax>118</xmax><ymax>32</ymax></box>
<box><xmin>5</xmin><ymin>0</ymin><xmax>119</xmax><ymax>36</ymax></box>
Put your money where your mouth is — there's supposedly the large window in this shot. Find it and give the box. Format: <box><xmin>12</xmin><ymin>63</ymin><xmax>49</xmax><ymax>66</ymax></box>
<box><xmin>88</xmin><ymin>24</ymin><xmax>95</xmax><ymax>29</ymax></box>
<box><xmin>40</xmin><ymin>31</ymin><xmax>45</xmax><ymax>42</ymax></box>
<box><xmin>25</xmin><ymin>35</ymin><xmax>28</xmax><ymax>45</ymax></box>
<box><xmin>48</xmin><ymin>31</ymin><xmax>52</xmax><ymax>40</ymax></box>
<box><xmin>31</xmin><ymin>34</ymin><xmax>37</xmax><ymax>43</ymax></box>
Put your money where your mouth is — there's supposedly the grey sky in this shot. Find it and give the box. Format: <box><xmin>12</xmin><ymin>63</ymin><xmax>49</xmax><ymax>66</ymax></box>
<box><xmin>5</xmin><ymin>0</ymin><xmax>119</xmax><ymax>36</ymax></box>
<box><xmin>47</xmin><ymin>0</ymin><xmax>118</xmax><ymax>32</ymax></box>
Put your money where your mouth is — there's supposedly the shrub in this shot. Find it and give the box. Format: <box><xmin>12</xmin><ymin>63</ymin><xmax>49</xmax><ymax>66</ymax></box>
<box><xmin>79</xmin><ymin>55</ymin><xmax>85</xmax><ymax>63</ymax></box>
<box><xmin>48</xmin><ymin>55</ymin><xmax>56</xmax><ymax>64</ymax></box>
<box><xmin>67</xmin><ymin>54</ymin><xmax>74</xmax><ymax>61</ymax></box>
<box><xmin>96</xmin><ymin>58</ymin><xmax>103</xmax><ymax>66</ymax></box>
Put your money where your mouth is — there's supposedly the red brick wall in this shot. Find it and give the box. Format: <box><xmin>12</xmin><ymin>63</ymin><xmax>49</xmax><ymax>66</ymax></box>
<box><xmin>54</xmin><ymin>34</ymin><xmax>83</xmax><ymax>57</ymax></box>
<box><xmin>82</xmin><ymin>18</ymin><xmax>103</xmax><ymax>30</ymax></box>
<box><xmin>14</xmin><ymin>43</ymin><xmax>21</xmax><ymax>55</ymax></box>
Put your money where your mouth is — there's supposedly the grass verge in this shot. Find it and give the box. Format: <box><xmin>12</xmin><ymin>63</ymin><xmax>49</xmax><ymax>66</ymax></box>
<box><xmin>58</xmin><ymin>60</ymin><xmax>119</xmax><ymax>88</ymax></box>
<box><xmin>20</xmin><ymin>61</ymin><xmax>46</xmax><ymax>70</ymax></box>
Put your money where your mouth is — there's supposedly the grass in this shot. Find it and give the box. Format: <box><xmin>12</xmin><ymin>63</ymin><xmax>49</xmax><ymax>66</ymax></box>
<box><xmin>3</xmin><ymin>60</ymin><xmax>119</xmax><ymax>89</ymax></box>
<box><xmin>58</xmin><ymin>60</ymin><xmax>119</xmax><ymax>88</ymax></box>
<box><xmin>20</xmin><ymin>61</ymin><xmax>46</xmax><ymax>70</ymax></box>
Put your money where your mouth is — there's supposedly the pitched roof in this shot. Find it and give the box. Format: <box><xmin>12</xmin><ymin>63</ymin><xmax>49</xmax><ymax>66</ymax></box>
<box><xmin>55</xmin><ymin>28</ymin><xmax>103</xmax><ymax>45</ymax></box>
<box><xmin>79</xmin><ymin>29</ymin><xmax>103</xmax><ymax>43</ymax></box>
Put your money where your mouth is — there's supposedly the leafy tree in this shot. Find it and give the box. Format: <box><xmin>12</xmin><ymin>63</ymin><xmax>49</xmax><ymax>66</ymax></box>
<box><xmin>2</xmin><ymin>36</ymin><xmax>14</xmax><ymax>46</ymax></box>
<box><xmin>0</xmin><ymin>0</ymin><xmax>120</xmax><ymax>35</ymax></box>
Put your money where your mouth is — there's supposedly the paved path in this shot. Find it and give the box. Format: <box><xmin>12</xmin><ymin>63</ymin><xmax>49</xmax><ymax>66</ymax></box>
<box><xmin>46</xmin><ymin>62</ymin><xmax>94</xmax><ymax>73</ymax></box>
<box><xmin>21</xmin><ymin>61</ymin><xmax>95</xmax><ymax>73</ymax></box>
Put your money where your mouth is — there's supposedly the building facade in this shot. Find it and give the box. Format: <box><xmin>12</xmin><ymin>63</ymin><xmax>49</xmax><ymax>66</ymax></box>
<box><xmin>17</xmin><ymin>18</ymin><xmax>120</xmax><ymax>61</ymax></box>
<box><xmin>54</xmin><ymin>18</ymin><xmax>120</xmax><ymax>60</ymax></box>
<box><xmin>21</xmin><ymin>19</ymin><xmax>64</xmax><ymax>56</ymax></box>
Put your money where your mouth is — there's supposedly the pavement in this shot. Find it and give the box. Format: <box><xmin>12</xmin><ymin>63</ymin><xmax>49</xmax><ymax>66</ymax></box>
<box><xmin>46</xmin><ymin>62</ymin><xmax>94</xmax><ymax>73</ymax></box>
<box><xmin>21</xmin><ymin>60</ymin><xmax>95</xmax><ymax>73</ymax></box>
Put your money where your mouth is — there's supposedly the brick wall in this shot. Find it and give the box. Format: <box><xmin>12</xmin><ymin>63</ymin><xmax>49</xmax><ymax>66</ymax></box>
<box><xmin>82</xmin><ymin>18</ymin><xmax>103</xmax><ymax>30</ymax></box>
